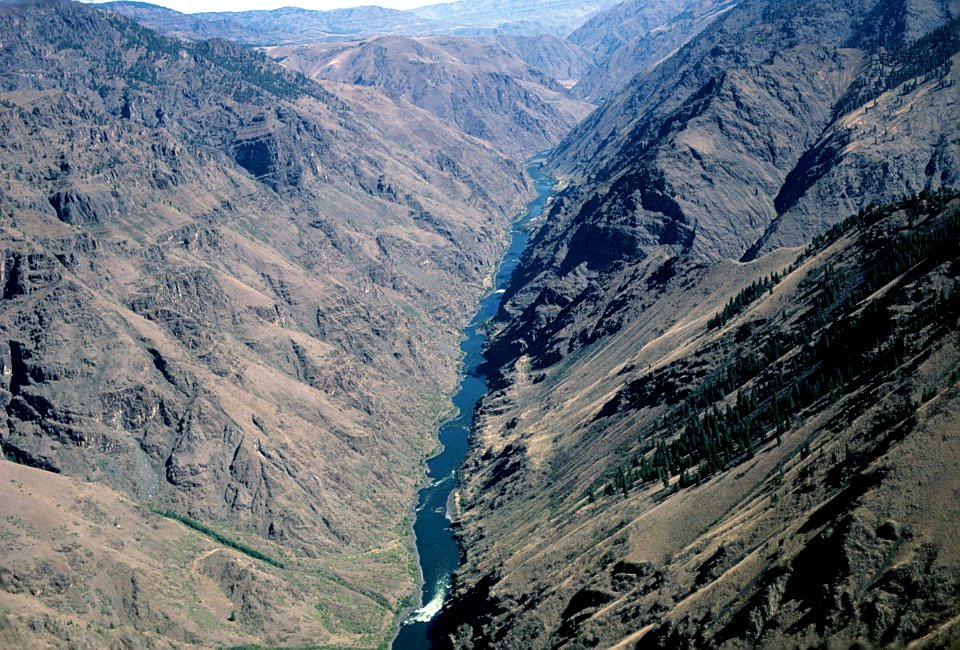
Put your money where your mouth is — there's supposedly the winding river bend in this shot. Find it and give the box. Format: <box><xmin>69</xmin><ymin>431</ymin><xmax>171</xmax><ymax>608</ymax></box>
<box><xmin>393</xmin><ymin>164</ymin><xmax>555</xmax><ymax>649</ymax></box>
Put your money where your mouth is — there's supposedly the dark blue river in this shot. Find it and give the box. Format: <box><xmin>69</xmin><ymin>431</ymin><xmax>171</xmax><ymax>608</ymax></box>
<box><xmin>393</xmin><ymin>164</ymin><xmax>555</xmax><ymax>649</ymax></box>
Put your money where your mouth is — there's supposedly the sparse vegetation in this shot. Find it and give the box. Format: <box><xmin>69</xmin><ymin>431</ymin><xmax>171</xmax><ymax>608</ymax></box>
<box><xmin>601</xmin><ymin>190</ymin><xmax>960</xmax><ymax>497</ymax></box>
<box><xmin>150</xmin><ymin>508</ymin><xmax>286</xmax><ymax>569</ymax></box>
<box><xmin>835</xmin><ymin>18</ymin><xmax>960</xmax><ymax>119</ymax></box>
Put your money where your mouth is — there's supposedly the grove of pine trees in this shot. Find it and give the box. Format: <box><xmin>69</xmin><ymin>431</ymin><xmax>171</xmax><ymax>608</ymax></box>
<box><xmin>595</xmin><ymin>189</ymin><xmax>960</xmax><ymax>501</ymax></box>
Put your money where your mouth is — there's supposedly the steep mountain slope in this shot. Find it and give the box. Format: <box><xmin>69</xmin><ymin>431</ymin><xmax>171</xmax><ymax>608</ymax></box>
<box><xmin>270</xmin><ymin>35</ymin><xmax>595</xmax><ymax>157</ymax></box>
<box><xmin>487</xmin><ymin>8</ymin><xmax>958</xmax><ymax>383</ymax></box>
<box><xmin>440</xmin><ymin>189</ymin><xmax>960</xmax><ymax>648</ymax></box>
<box><xmin>100</xmin><ymin>1</ymin><xmax>443</xmax><ymax>45</ymax></box>
<box><xmin>472</xmin><ymin>35</ymin><xmax>596</xmax><ymax>88</ymax></box>
<box><xmin>433</xmin><ymin>0</ymin><xmax>960</xmax><ymax>646</ymax></box>
<box><xmin>0</xmin><ymin>1</ymin><xmax>532</xmax><ymax>646</ymax></box>
<box><xmin>570</xmin><ymin>0</ymin><xmax>736</xmax><ymax>101</ymax></box>
<box><xmin>567</xmin><ymin>0</ymin><xmax>694</xmax><ymax>57</ymax></box>
<box><xmin>547</xmin><ymin>0</ymin><xmax>956</xmax><ymax>264</ymax></box>
<box><xmin>746</xmin><ymin>20</ymin><xmax>960</xmax><ymax>258</ymax></box>
<box><xmin>413</xmin><ymin>0</ymin><xmax>622</xmax><ymax>37</ymax></box>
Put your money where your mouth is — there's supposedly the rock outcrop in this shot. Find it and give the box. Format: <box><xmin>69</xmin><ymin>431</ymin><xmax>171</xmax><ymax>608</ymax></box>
<box><xmin>48</xmin><ymin>188</ymin><xmax>125</xmax><ymax>225</ymax></box>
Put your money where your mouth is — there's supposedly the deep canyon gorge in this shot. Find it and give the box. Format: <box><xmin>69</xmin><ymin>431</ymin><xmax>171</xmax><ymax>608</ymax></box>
<box><xmin>0</xmin><ymin>0</ymin><xmax>958</xmax><ymax>648</ymax></box>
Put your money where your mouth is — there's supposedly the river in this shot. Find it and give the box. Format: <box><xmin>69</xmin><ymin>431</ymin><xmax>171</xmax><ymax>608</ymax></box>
<box><xmin>392</xmin><ymin>163</ymin><xmax>555</xmax><ymax>649</ymax></box>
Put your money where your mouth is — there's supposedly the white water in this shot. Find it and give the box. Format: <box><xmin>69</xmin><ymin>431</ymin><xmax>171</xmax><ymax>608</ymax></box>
<box><xmin>393</xmin><ymin>164</ymin><xmax>556</xmax><ymax>649</ymax></box>
<box><xmin>409</xmin><ymin>583</ymin><xmax>447</xmax><ymax>623</ymax></box>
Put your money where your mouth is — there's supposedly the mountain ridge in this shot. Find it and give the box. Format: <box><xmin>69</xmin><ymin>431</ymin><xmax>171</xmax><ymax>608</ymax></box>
<box><xmin>97</xmin><ymin>0</ymin><xmax>624</xmax><ymax>43</ymax></box>
<box><xmin>270</xmin><ymin>34</ymin><xmax>595</xmax><ymax>157</ymax></box>
<box><xmin>98</xmin><ymin>1</ymin><xmax>445</xmax><ymax>44</ymax></box>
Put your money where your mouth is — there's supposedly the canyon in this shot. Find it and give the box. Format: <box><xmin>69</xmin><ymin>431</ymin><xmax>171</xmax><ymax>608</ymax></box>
<box><xmin>0</xmin><ymin>0</ymin><xmax>958</xmax><ymax>648</ymax></box>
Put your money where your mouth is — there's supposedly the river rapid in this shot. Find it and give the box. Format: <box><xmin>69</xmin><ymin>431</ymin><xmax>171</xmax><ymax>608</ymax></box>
<box><xmin>393</xmin><ymin>164</ymin><xmax>555</xmax><ymax>649</ymax></box>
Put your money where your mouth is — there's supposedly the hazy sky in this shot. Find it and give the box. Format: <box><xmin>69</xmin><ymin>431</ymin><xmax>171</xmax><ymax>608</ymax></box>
<box><xmin>88</xmin><ymin>0</ymin><xmax>440</xmax><ymax>13</ymax></box>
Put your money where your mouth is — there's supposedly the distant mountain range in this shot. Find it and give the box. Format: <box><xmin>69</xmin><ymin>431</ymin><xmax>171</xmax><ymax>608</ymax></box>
<box><xmin>96</xmin><ymin>0</ymin><xmax>755</xmax><ymax>104</ymax></box>
<box><xmin>98</xmin><ymin>0</ymin><xmax>625</xmax><ymax>43</ymax></box>
<box><xmin>97</xmin><ymin>1</ymin><xmax>443</xmax><ymax>44</ymax></box>
<box><xmin>413</xmin><ymin>0</ymin><xmax>623</xmax><ymax>37</ymax></box>
<box><xmin>100</xmin><ymin>1</ymin><xmax>604</xmax><ymax>157</ymax></box>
